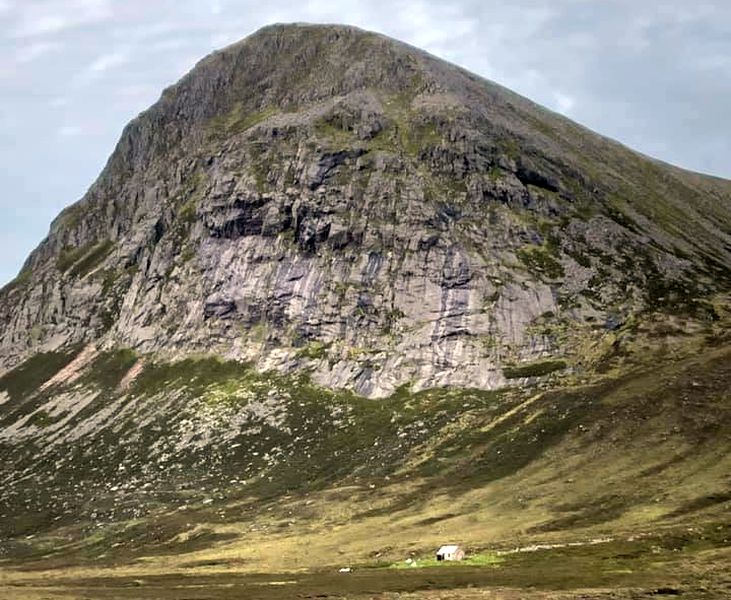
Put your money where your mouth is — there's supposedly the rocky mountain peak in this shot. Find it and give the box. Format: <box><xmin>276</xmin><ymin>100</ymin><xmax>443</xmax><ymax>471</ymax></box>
<box><xmin>1</xmin><ymin>23</ymin><xmax>730</xmax><ymax>397</ymax></box>
<box><xmin>104</xmin><ymin>25</ymin><xmax>461</xmax><ymax>176</ymax></box>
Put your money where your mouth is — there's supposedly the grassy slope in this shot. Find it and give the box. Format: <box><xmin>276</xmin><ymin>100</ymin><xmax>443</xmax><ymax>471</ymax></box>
<box><xmin>0</xmin><ymin>307</ymin><xmax>728</xmax><ymax>600</ymax></box>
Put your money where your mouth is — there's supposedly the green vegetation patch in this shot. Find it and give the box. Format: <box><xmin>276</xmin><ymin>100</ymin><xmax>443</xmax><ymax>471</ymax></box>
<box><xmin>530</xmin><ymin>493</ymin><xmax>633</xmax><ymax>532</ymax></box>
<box><xmin>314</xmin><ymin>116</ymin><xmax>358</xmax><ymax>145</ymax></box>
<box><xmin>516</xmin><ymin>245</ymin><xmax>565</xmax><ymax>279</ymax></box>
<box><xmin>98</xmin><ymin>268</ymin><xmax>123</xmax><ymax>295</ymax></box>
<box><xmin>0</xmin><ymin>267</ymin><xmax>32</xmax><ymax>295</ymax></box>
<box><xmin>173</xmin><ymin>170</ymin><xmax>206</xmax><ymax>221</ymax></box>
<box><xmin>57</xmin><ymin>203</ymin><xmax>85</xmax><ymax>229</ymax></box>
<box><xmin>249</xmin><ymin>151</ymin><xmax>270</xmax><ymax>193</ymax></box>
<box><xmin>27</xmin><ymin>410</ymin><xmax>59</xmax><ymax>428</ymax></box>
<box><xmin>665</xmin><ymin>490</ymin><xmax>731</xmax><ymax>518</ymax></box>
<box><xmin>80</xmin><ymin>349</ymin><xmax>138</xmax><ymax>390</ymax></box>
<box><xmin>390</xmin><ymin>551</ymin><xmax>503</xmax><ymax>569</ymax></box>
<box><xmin>56</xmin><ymin>245</ymin><xmax>88</xmax><ymax>272</ymax></box>
<box><xmin>208</xmin><ymin>104</ymin><xmax>278</xmax><ymax>137</ymax></box>
<box><xmin>488</xmin><ymin>165</ymin><xmax>504</xmax><ymax>181</ymax></box>
<box><xmin>566</xmin><ymin>247</ymin><xmax>592</xmax><ymax>268</ymax></box>
<box><xmin>503</xmin><ymin>359</ymin><xmax>567</xmax><ymax>379</ymax></box>
<box><xmin>0</xmin><ymin>348</ymin><xmax>81</xmax><ymax>401</ymax></box>
<box><xmin>645</xmin><ymin>272</ymin><xmax>719</xmax><ymax>321</ymax></box>
<box><xmin>179</xmin><ymin>197</ymin><xmax>198</xmax><ymax>225</ymax></box>
<box><xmin>295</xmin><ymin>341</ymin><xmax>331</xmax><ymax>360</ymax></box>
<box><xmin>129</xmin><ymin>355</ymin><xmax>253</xmax><ymax>398</ymax></box>
<box><xmin>400</xmin><ymin>121</ymin><xmax>442</xmax><ymax>157</ymax></box>
<box><xmin>57</xmin><ymin>240</ymin><xmax>115</xmax><ymax>278</ymax></box>
<box><xmin>498</xmin><ymin>138</ymin><xmax>520</xmax><ymax>161</ymax></box>
<box><xmin>604</xmin><ymin>202</ymin><xmax>642</xmax><ymax>234</ymax></box>
<box><xmin>167</xmin><ymin>170</ymin><xmax>208</xmax><ymax>254</ymax></box>
<box><xmin>120</xmin><ymin>355</ymin><xmax>510</xmax><ymax>500</ymax></box>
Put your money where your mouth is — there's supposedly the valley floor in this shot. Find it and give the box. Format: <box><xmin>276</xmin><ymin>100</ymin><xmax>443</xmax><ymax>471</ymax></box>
<box><xmin>1</xmin><ymin>526</ymin><xmax>729</xmax><ymax>599</ymax></box>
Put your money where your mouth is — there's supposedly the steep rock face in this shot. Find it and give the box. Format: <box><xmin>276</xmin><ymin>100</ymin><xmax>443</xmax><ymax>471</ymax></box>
<box><xmin>1</xmin><ymin>24</ymin><xmax>730</xmax><ymax>397</ymax></box>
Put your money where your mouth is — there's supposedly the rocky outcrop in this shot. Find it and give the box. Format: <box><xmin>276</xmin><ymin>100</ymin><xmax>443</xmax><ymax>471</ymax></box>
<box><xmin>0</xmin><ymin>24</ymin><xmax>730</xmax><ymax>397</ymax></box>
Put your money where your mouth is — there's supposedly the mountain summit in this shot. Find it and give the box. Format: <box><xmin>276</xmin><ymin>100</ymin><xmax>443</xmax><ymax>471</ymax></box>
<box><xmin>0</xmin><ymin>25</ymin><xmax>730</xmax><ymax>585</ymax></box>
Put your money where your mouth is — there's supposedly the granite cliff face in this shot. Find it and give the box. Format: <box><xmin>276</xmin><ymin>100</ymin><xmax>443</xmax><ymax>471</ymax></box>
<box><xmin>1</xmin><ymin>24</ymin><xmax>730</xmax><ymax>397</ymax></box>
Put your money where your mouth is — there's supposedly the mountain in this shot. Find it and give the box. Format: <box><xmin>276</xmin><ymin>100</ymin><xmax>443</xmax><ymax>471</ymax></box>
<box><xmin>0</xmin><ymin>23</ymin><xmax>730</xmax><ymax>597</ymax></box>
<box><xmin>2</xmin><ymin>23</ymin><xmax>731</xmax><ymax>396</ymax></box>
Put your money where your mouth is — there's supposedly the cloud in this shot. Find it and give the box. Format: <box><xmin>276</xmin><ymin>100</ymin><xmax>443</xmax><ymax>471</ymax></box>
<box><xmin>57</xmin><ymin>125</ymin><xmax>83</xmax><ymax>137</ymax></box>
<box><xmin>15</xmin><ymin>41</ymin><xmax>63</xmax><ymax>64</ymax></box>
<box><xmin>73</xmin><ymin>48</ymin><xmax>132</xmax><ymax>85</ymax></box>
<box><xmin>694</xmin><ymin>53</ymin><xmax>731</xmax><ymax>71</ymax></box>
<box><xmin>393</xmin><ymin>1</ymin><xmax>477</xmax><ymax>55</ymax></box>
<box><xmin>111</xmin><ymin>21</ymin><xmax>177</xmax><ymax>43</ymax></box>
<box><xmin>149</xmin><ymin>38</ymin><xmax>187</xmax><ymax>52</ymax></box>
<box><xmin>12</xmin><ymin>0</ymin><xmax>113</xmax><ymax>38</ymax></box>
<box><xmin>49</xmin><ymin>96</ymin><xmax>70</xmax><ymax>108</ymax></box>
<box><xmin>87</xmin><ymin>50</ymin><xmax>129</xmax><ymax>73</ymax></box>
<box><xmin>18</xmin><ymin>14</ymin><xmax>71</xmax><ymax>37</ymax></box>
<box><xmin>552</xmin><ymin>91</ymin><xmax>576</xmax><ymax>114</ymax></box>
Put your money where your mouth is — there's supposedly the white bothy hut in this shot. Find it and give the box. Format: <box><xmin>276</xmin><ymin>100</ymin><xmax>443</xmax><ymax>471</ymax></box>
<box><xmin>435</xmin><ymin>544</ymin><xmax>465</xmax><ymax>561</ymax></box>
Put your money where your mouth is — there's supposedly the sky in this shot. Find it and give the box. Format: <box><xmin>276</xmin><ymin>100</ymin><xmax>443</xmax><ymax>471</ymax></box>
<box><xmin>1</xmin><ymin>0</ymin><xmax>730</xmax><ymax>285</ymax></box>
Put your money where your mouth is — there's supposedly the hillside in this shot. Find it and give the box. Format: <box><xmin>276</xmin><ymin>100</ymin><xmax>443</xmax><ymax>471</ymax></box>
<box><xmin>0</xmin><ymin>23</ymin><xmax>729</xmax><ymax>599</ymax></box>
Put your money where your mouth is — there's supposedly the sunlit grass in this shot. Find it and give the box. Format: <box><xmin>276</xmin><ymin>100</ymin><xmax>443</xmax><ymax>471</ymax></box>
<box><xmin>389</xmin><ymin>552</ymin><xmax>503</xmax><ymax>569</ymax></box>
